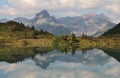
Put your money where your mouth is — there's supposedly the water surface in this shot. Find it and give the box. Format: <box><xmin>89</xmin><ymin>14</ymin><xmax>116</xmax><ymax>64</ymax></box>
<box><xmin>0</xmin><ymin>47</ymin><xmax>120</xmax><ymax>78</ymax></box>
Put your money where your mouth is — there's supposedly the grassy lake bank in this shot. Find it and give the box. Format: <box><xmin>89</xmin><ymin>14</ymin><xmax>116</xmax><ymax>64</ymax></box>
<box><xmin>0</xmin><ymin>37</ymin><xmax>120</xmax><ymax>49</ymax></box>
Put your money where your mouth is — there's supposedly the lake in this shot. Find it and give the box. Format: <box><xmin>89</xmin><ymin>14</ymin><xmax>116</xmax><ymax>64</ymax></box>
<box><xmin>0</xmin><ymin>47</ymin><xmax>120</xmax><ymax>78</ymax></box>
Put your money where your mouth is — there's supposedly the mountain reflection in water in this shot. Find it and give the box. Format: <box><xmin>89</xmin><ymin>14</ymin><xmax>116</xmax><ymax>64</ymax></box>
<box><xmin>33</xmin><ymin>49</ymin><xmax>111</xmax><ymax>69</ymax></box>
<box><xmin>0</xmin><ymin>47</ymin><xmax>120</xmax><ymax>78</ymax></box>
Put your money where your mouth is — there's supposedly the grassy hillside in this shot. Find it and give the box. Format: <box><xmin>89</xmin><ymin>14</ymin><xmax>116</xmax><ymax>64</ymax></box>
<box><xmin>0</xmin><ymin>21</ymin><xmax>54</xmax><ymax>40</ymax></box>
<box><xmin>0</xmin><ymin>21</ymin><xmax>55</xmax><ymax>47</ymax></box>
<box><xmin>101</xmin><ymin>23</ymin><xmax>120</xmax><ymax>37</ymax></box>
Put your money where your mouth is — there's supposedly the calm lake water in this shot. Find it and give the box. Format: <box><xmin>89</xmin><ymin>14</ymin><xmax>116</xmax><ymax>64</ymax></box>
<box><xmin>0</xmin><ymin>47</ymin><xmax>120</xmax><ymax>78</ymax></box>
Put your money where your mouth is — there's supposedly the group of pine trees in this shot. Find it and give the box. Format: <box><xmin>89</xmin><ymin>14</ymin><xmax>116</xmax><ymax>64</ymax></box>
<box><xmin>61</xmin><ymin>32</ymin><xmax>94</xmax><ymax>41</ymax></box>
<box><xmin>60</xmin><ymin>33</ymin><xmax>76</xmax><ymax>41</ymax></box>
<box><xmin>31</xmin><ymin>25</ymin><xmax>54</xmax><ymax>38</ymax></box>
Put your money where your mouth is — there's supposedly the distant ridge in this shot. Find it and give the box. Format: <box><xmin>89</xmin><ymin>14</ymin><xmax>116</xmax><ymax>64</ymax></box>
<box><xmin>0</xmin><ymin>10</ymin><xmax>115</xmax><ymax>36</ymax></box>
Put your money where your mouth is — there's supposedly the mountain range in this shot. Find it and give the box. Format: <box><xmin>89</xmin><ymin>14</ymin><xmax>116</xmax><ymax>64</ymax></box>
<box><xmin>0</xmin><ymin>10</ymin><xmax>115</xmax><ymax>36</ymax></box>
<box><xmin>0</xmin><ymin>18</ymin><xmax>8</xmax><ymax>23</ymax></box>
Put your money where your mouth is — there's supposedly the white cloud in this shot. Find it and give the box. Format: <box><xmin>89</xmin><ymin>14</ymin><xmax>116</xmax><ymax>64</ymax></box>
<box><xmin>0</xmin><ymin>5</ymin><xmax>17</xmax><ymax>15</ymax></box>
<box><xmin>0</xmin><ymin>0</ymin><xmax>120</xmax><ymax>23</ymax></box>
<box><xmin>0</xmin><ymin>58</ymin><xmax>120</xmax><ymax>78</ymax></box>
<box><xmin>8</xmin><ymin>0</ymin><xmax>38</xmax><ymax>9</ymax></box>
<box><xmin>106</xmin><ymin>4</ymin><xmax>120</xmax><ymax>14</ymax></box>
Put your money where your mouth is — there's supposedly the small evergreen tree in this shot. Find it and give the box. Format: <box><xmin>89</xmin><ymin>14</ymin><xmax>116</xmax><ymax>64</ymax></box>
<box><xmin>71</xmin><ymin>33</ymin><xmax>76</xmax><ymax>41</ymax></box>
<box><xmin>39</xmin><ymin>29</ymin><xmax>44</xmax><ymax>34</ymax></box>
<box><xmin>81</xmin><ymin>33</ymin><xmax>88</xmax><ymax>39</ymax></box>
<box><xmin>61</xmin><ymin>35</ymin><xmax>68</xmax><ymax>41</ymax></box>
<box><xmin>31</xmin><ymin>25</ymin><xmax>35</xmax><ymax>30</ymax></box>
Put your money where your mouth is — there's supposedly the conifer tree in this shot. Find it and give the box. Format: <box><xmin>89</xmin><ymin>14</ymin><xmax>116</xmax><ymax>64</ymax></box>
<box><xmin>71</xmin><ymin>33</ymin><xmax>76</xmax><ymax>41</ymax></box>
<box><xmin>31</xmin><ymin>25</ymin><xmax>35</xmax><ymax>30</ymax></box>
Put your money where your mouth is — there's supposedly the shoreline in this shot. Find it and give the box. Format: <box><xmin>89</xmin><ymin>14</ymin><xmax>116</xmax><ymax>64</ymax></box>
<box><xmin>0</xmin><ymin>38</ymin><xmax>120</xmax><ymax>48</ymax></box>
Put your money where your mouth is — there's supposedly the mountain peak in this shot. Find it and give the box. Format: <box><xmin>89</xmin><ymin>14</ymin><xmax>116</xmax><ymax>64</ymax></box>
<box><xmin>36</xmin><ymin>10</ymin><xmax>49</xmax><ymax>18</ymax></box>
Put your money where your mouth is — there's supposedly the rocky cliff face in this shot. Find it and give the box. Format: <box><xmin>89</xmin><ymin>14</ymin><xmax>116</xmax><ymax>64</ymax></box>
<box><xmin>12</xmin><ymin>10</ymin><xmax>115</xmax><ymax>36</ymax></box>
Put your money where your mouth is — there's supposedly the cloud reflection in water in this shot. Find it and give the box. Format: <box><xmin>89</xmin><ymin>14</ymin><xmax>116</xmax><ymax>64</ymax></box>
<box><xmin>0</xmin><ymin>49</ymin><xmax>120</xmax><ymax>78</ymax></box>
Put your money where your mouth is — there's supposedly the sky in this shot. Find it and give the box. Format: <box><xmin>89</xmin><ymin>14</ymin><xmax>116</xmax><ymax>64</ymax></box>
<box><xmin>0</xmin><ymin>0</ymin><xmax>120</xmax><ymax>23</ymax></box>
